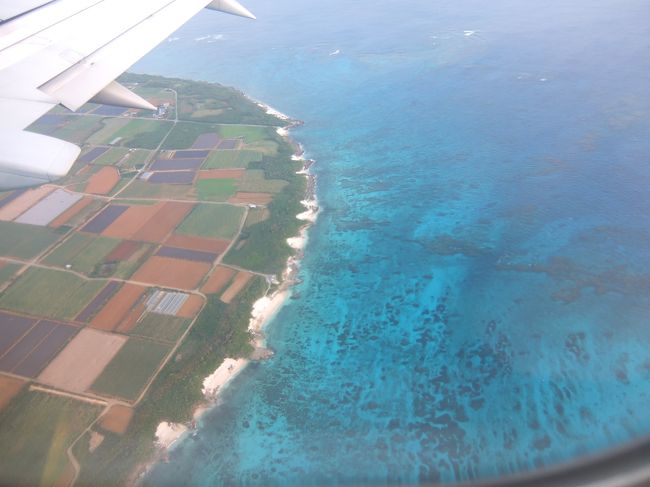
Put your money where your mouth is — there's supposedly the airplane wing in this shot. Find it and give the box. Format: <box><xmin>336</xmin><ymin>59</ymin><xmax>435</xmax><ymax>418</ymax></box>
<box><xmin>0</xmin><ymin>0</ymin><xmax>255</xmax><ymax>190</ymax></box>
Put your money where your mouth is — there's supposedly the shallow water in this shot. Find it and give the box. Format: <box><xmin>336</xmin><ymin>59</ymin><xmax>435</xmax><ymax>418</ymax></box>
<box><xmin>139</xmin><ymin>0</ymin><xmax>650</xmax><ymax>483</ymax></box>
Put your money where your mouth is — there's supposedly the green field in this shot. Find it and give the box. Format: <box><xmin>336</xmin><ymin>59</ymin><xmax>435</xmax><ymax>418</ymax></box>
<box><xmin>108</xmin><ymin>120</ymin><xmax>172</xmax><ymax>149</ymax></box>
<box><xmin>218</xmin><ymin>125</ymin><xmax>271</xmax><ymax>143</ymax></box>
<box><xmin>0</xmin><ymin>221</ymin><xmax>63</xmax><ymax>259</ymax></box>
<box><xmin>118</xmin><ymin>180</ymin><xmax>194</xmax><ymax>200</ymax></box>
<box><xmin>238</xmin><ymin>170</ymin><xmax>288</xmax><ymax>193</ymax></box>
<box><xmin>90</xmin><ymin>338</ymin><xmax>171</xmax><ymax>401</ymax></box>
<box><xmin>161</xmin><ymin>122</ymin><xmax>222</xmax><ymax>150</ymax></box>
<box><xmin>0</xmin><ymin>262</ymin><xmax>21</xmax><ymax>286</ymax></box>
<box><xmin>131</xmin><ymin>313</ymin><xmax>191</xmax><ymax>343</ymax></box>
<box><xmin>86</xmin><ymin>118</ymin><xmax>130</xmax><ymax>145</ymax></box>
<box><xmin>0</xmin><ymin>268</ymin><xmax>105</xmax><ymax>320</ymax></box>
<box><xmin>0</xmin><ymin>390</ymin><xmax>102</xmax><ymax>487</ymax></box>
<box><xmin>90</xmin><ymin>147</ymin><xmax>129</xmax><ymax>165</ymax></box>
<box><xmin>176</xmin><ymin>204</ymin><xmax>245</xmax><ymax>240</ymax></box>
<box><xmin>51</xmin><ymin>116</ymin><xmax>105</xmax><ymax>144</ymax></box>
<box><xmin>202</xmin><ymin>149</ymin><xmax>263</xmax><ymax>169</ymax></box>
<box><xmin>197</xmin><ymin>179</ymin><xmax>238</xmax><ymax>201</ymax></box>
<box><xmin>44</xmin><ymin>233</ymin><xmax>119</xmax><ymax>275</ymax></box>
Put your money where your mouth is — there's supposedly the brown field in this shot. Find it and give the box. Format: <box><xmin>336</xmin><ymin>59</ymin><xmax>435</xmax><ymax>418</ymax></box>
<box><xmin>85</xmin><ymin>166</ymin><xmax>120</xmax><ymax>195</ymax></box>
<box><xmin>228</xmin><ymin>192</ymin><xmax>274</xmax><ymax>205</ymax></box>
<box><xmin>201</xmin><ymin>266</ymin><xmax>236</xmax><ymax>295</ymax></box>
<box><xmin>104</xmin><ymin>240</ymin><xmax>141</xmax><ymax>262</ymax></box>
<box><xmin>0</xmin><ymin>374</ymin><xmax>26</xmax><ymax>412</ymax></box>
<box><xmin>54</xmin><ymin>460</ymin><xmax>76</xmax><ymax>487</ymax></box>
<box><xmin>198</xmin><ymin>169</ymin><xmax>245</xmax><ymax>180</ymax></box>
<box><xmin>177</xmin><ymin>294</ymin><xmax>204</xmax><ymax>319</ymax></box>
<box><xmin>98</xmin><ymin>404</ymin><xmax>134</xmax><ymax>435</ymax></box>
<box><xmin>220</xmin><ymin>271</ymin><xmax>254</xmax><ymax>304</ymax></box>
<box><xmin>101</xmin><ymin>203</ymin><xmax>160</xmax><ymax>239</ymax></box>
<box><xmin>90</xmin><ymin>284</ymin><xmax>146</xmax><ymax>332</ymax></box>
<box><xmin>49</xmin><ymin>197</ymin><xmax>94</xmax><ymax>228</ymax></box>
<box><xmin>165</xmin><ymin>234</ymin><xmax>231</xmax><ymax>254</ymax></box>
<box><xmin>132</xmin><ymin>202</ymin><xmax>193</xmax><ymax>243</ymax></box>
<box><xmin>0</xmin><ymin>185</ymin><xmax>54</xmax><ymax>221</ymax></box>
<box><xmin>38</xmin><ymin>328</ymin><xmax>127</xmax><ymax>393</ymax></box>
<box><xmin>115</xmin><ymin>302</ymin><xmax>145</xmax><ymax>334</ymax></box>
<box><xmin>133</xmin><ymin>256</ymin><xmax>210</xmax><ymax>290</ymax></box>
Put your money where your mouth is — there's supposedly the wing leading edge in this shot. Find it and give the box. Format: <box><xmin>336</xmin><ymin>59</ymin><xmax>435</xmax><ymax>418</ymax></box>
<box><xmin>0</xmin><ymin>0</ymin><xmax>255</xmax><ymax>190</ymax></box>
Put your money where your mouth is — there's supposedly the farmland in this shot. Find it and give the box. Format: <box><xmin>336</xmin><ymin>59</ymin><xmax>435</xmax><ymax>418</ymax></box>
<box><xmin>0</xmin><ymin>72</ymin><xmax>307</xmax><ymax>486</ymax></box>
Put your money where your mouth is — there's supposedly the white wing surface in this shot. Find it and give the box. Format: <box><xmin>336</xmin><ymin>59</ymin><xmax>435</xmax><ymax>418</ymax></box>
<box><xmin>0</xmin><ymin>0</ymin><xmax>254</xmax><ymax>190</ymax></box>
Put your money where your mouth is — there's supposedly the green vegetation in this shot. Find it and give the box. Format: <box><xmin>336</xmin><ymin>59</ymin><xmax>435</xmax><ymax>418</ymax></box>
<box><xmin>118</xmin><ymin>180</ymin><xmax>193</xmax><ymax>200</ymax></box>
<box><xmin>225</xmin><ymin>140</ymin><xmax>306</xmax><ymax>274</ymax></box>
<box><xmin>219</xmin><ymin>125</ymin><xmax>271</xmax><ymax>143</ymax></box>
<box><xmin>0</xmin><ymin>221</ymin><xmax>63</xmax><ymax>259</ymax></box>
<box><xmin>176</xmin><ymin>204</ymin><xmax>244</xmax><ymax>240</ymax></box>
<box><xmin>131</xmin><ymin>313</ymin><xmax>191</xmax><ymax>343</ymax></box>
<box><xmin>91</xmin><ymin>147</ymin><xmax>129</xmax><ymax>165</ymax></box>
<box><xmin>161</xmin><ymin>122</ymin><xmax>221</xmax><ymax>150</ymax></box>
<box><xmin>238</xmin><ymin>169</ymin><xmax>288</xmax><ymax>193</ymax></box>
<box><xmin>44</xmin><ymin>233</ymin><xmax>119</xmax><ymax>275</ymax></box>
<box><xmin>0</xmin><ymin>267</ymin><xmax>105</xmax><ymax>319</ymax></box>
<box><xmin>75</xmin><ymin>278</ymin><xmax>265</xmax><ymax>486</ymax></box>
<box><xmin>87</xmin><ymin>118</ymin><xmax>130</xmax><ymax>145</ymax></box>
<box><xmin>244</xmin><ymin>207</ymin><xmax>270</xmax><ymax>228</ymax></box>
<box><xmin>202</xmin><ymin>149</ymin><xmax>263</xmax><ymax>169</ymax></box>
<box><xmin>91</xmin><ymin>338</ymin><xmax>171</xmax><ymax>401</ymax></box>
<box><xmin>50</xmin><ymin>116</ymin><xmax>105</xmax><ymax>144</ymax></box>
<box><xmin>196</xmin><ymin>178</ymin><xmax>238</xmax><ymax>201</ymax></box>
<box><xmin>0</xmin><ymin>390</ymin><xmax>102</xmax><ymax>487</ymax></box>
<box><xmin>97</xmin><ymin>242</ymin><xmax>155</xmax><ymax>280</ymax></box>
<box><xmin>110</xmin><ymin>120</ymin><xmax>172</xmax><ymax>149</ymax></box>
<box><xmin>0</xmin><ymin>262</ymin><xmax>20</xmax><ymax>285</ymax></box>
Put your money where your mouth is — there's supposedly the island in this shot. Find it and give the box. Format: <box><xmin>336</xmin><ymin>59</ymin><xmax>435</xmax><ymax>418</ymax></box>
<box><xmin>0</xmin><ymin>73</ymin><xmax>313</xmax><ymax>486</ymax></box>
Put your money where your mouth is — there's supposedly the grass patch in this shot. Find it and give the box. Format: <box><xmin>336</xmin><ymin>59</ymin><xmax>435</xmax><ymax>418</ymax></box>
<box><xmin>176</xmin><ymin>204</ymin><xmax>244</xmax><ymax>240</ymax></box>
<box><xmin>118</xmin><ymin>180</ymin><xmax>194</xmax><ymax>200</ymax></box>
<box><xmin>87</xmin><ymin>118</ymin><xmax>130</xmax><ymax>145</ymax></box>
<box><xmin>110</xmin><ymin>120</ymin><xmax>172</xmax><ymax>149</ymax></box>
<box><xmin>0</xmin><ymin>268</ymin><xmax>105</xmax><ymax>320</ymax></box>
<box><xmin>91</xmin><ymin>147</ymin><xmax>129</xmax><ymax>166</ymax></box>
<box><xmin>238</xmin><ymin>170</ymin><xmax>288</xmax><ymax>193</ymax></box>
<box><xmin>0</xmin><ymin>262</ymin><xmax>21</xmax><ymax>286</ymax></box>
<box><xmin>161</xmin><ymin>122</ymin><xmax>221</xmax><ymax>150</ymax></box>
<box><xmin>44</xmin><ymin>233</ymin><xmax>119</xmax><ymax>275</ymax></box>
<box><xmin>0</xmin><ymin>221</ymin><xmax>63</xmax><ymax>259</ymax></box>
<box><xmin>131</xmin><ymin>313</ymin><xmax>191</xmax><ymax>343</ymax></box>
<box><xmin>196</xmin><ymin>179</ymin><xmax>238</xmax><ymax>201</ymax></box>
<box><xmin>90</xmin><ymin>338</ymin><xmax>171</xmax><ymax>401</ymax></box>
<box><xmin>202</xmin><ymin>149</ymin><xmax>263</xmax><ymax>169</ymax></box>
<box><xmin>0</xmin><ymin>390</ymin><xmax>102</xmax><ymax>487</ymax></box>
<box><xmin>50</xmin><ymin>116</ymin><xmax>105</xmax><ymax>144</ymax></box>
<box><xmin>218</xmin><ymin>125</ymin><xmax>271</xmax><ymax>143</ymax></box>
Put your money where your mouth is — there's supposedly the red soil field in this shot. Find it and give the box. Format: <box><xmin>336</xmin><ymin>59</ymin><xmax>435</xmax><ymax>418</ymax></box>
<box><xmin>0</xmin><ymin>374</ymin><xmax>25</xmax><ymax>412</ymax></box>
<box><xmin>132</xmin><ymin>202</ymin><xmax>193</xmax><ymax>243</ymax></box>
<box><xmin>165</xmin><ymin>234</ymin><xmax>230</xmax><ymax>254</ymax></box>
<box><xmin>133</xmin><ymin>256</ymin><xmax>210</xmax><ymax>290</ymax></box>
<box><xmin>101</xmin><ymin>203</ymin><xmax>160</xmax><ymax>239</ymax></box>
<box><xmin>228</xmin><ymin>192</ymin><xmax>274</xmax><ymax>205</ymax></box>
<box><xmin>54</xmin><ymin>461</ymin><xmax>76</xmax><ymax>487</ymax></box>
<box><xmin>85</xmin><ymin>166</ymin><xmax>120</xmax><ymax>195</ymax></box>
<box><xmin>90</xmin><ymin>284</ymin><xmax>146</xmax><ymax>332</ymax></box>
<box><xmin>104</xmin><ymin>240</ymin><xmax>141</xmax><ymax>262</ymax></box>
<box><xmin>220</xmin><ymin>271</ymin><xmax>254</xmax><ymax>304</ymax></box>
<box><xmin>201</xmin><ymin>265</ymin><xmax>236</xmax><ymax>295</ymax></box>
<box><xmin>99</xmin><ymin>405</ymin><xmax>134</xmax><ymax>435</ymax></box>
<box><xmin>48</xmin><ymin>197</ymin><xmax>93</xmax><ymax>228</ymax></box>
<box><xmin>197</xmin><ymin>169</ymin><xmax>245</xmax><ymax>180</ymax></box>
<box><xmin>177</xmin><ymin>294</ymin><xmax>205</xmax><ymax>319</ymax></box>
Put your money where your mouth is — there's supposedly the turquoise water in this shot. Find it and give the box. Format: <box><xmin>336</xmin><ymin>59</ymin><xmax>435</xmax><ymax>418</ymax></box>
<box><xmin>139</xmin><ymin>0</ymin><xmax>650</xmax><ymax>484</ymax></box>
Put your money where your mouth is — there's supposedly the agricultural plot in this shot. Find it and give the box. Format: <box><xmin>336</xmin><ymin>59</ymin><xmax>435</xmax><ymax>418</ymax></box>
<box><xmin>148</xmin><ymin>171</ymin><xmax>196</xmax><ymax>185</ymax></box>
<box><xmin>174</xmin><ymin>150</ymin><xmax>210</xmax><ymax>158</ymax></box>
<box><xmin>77</xmin><ymin>147</ymin><xmax>109</xmax><ymax>164</ymax></box>
<box><xmin>0</xmin><ymin>261</ymin><xmax>20</xmax><ymax>287</ymax></box>
<box><xmin>238</xmin><ymin>170</ymin><xmax>288</xmax><ymax>194</ymax></box>
<box><xmin>117</xmin><ymin>179</ymin><xmax>195</xmax><ymax>200</ymax></box>
<box><xmin>97</xmin><ymin>242</ymin><xmax>155</xmax><ymax>280</ymax></box>
<box><xmin>176</xmin><ymin>203</ymin><xmax>245</xmax><ymax>240</ymax></box>
<box><xmin>82</xmin><ymin>205</ymin><xmax>129</xmax><ymax>234</ymax></box>
<box><xmin>218</xmin><ymin>124</ymin><xmax>271</xmax><ymax>143</ymax></box>
<box><xmin>164</xmin><ymin>234</ymin><xmax>230</xmax><ymax>254</ymax></box>
<box><xmin>102</xmin><ymin>201</ymin><xmax>193</xmax><ymax>243</ymax></box>
<box><xmin>0</xmin><ymin>221</ymin><xmax>63</xmax><ymax>259</ymax></box>
<box><xmin>0</xmin><ymin>268</ymin><xmax>105</xmax><ymax>320</ymax></box>
<box><xmin>133</xmin><ymin>256</ymin><xmax>211</xmax><ymax>290</ymax></box>
<box><xmin>202</xmin><ymin>149</ymin><xmax>263</xmax><ymax>169</ymax></box>
<box><xmin>217</xmin><ymin>139</ymin><xmax>240</xmax><ymax>150</ymax></box>
<box><xmin>0</xmin><ymin>185</ymin><xmax>54</xmax><ymax>222</ymax></box>
<box><xmin>76</xmin><ymin>281</ymin><xmax>120</xmax><ymax>322</ymax></box>
<box><xmin>50</xmin><ymin>115</ymin><xmax>105</xmax><ymax>144</ymax></box>
<box><xmin>0</xmin><ymin>375</ymin><xmax>25</xmax><ymax>412</ymax></box>
<box><xmin>220</xmin><ymin>271</ymin><xmax>254</xmax><ymax>304</ymax></box>
<box><xmin>0</xmin><ymin>320</ymin><xmax>79</xmax><ymax>378</ymax></box>
<box><xmin>85</xmin><ymin>166</ymin><xmax>121</xmax><ymax>195</ymax></box>
<box><xmin>151</xmin><ymin>158</ymin><xmax>204</xmax><ymax>171</ymax></box>
<box><xmin>98</xmin><ymin>119</ymin><xmax>172</xmax><ymax>149</ymax></box>
<box><xmin>98</xmin><ymin>405</ymin><xmax>134</xmax><ymax>435</ymax></box>
<box><xmin>90</xmin><ymin>283</ymin><xmax>147</xmax><ymax>332</ymax></box>
<box><xmin>201</xmin><ymin>265</ymin><xmax>236</xmax><ymax>294</ymax></box>
<box><xmin>156</xmin><ymin>246</ymin><xmax>217</xmax><ymax>263</ymax></box>
<box><xmin>228</xmin><ymin>192</ymin><xmax>274</xmax><ymax>205</ymax></box>
<box><xmin>0</xmin><ymin>390</ymin><xmax>102</xmax><ymax>487</ymax></box>
<box><xmin>131</xmin><ymin>313</ymin><xmax>191</xmax><ymax>343</ymax></box>
<box><xmin>162</xmin><ymin>123</ymin><xmax>222</xmax><ymax>150</ymax></box>
<box><xmin>90</xmin><ymin>338</ymin><xmax>171</xmax><ymax>401</ymax></box>
<box><xmin>198</xmin><ymin>169</ymin><xmax>245</xmax><ymax>180</ymax></box>
<box><xmin>44</xmin><ymin>233</ymin><xmax>120</xmax><ymax>276</ymax></box>
<box><xmin>196</xmin><ymin>178</ymin><xmax>238</xmax><ymax>201</ymax></box>
<box><xmin>145</xmin><ymin>290</ymin><xmax>189</xmax><ymax>315</ymax></box>
<box><xmin>92</xmin><ymin>105</ymin><xmax>127</xmax><ymax>116</ymax></box>
<box><xmin>51</xmin><ymin>198</ymin><xmax>104</xmax><ymax>229</ymax></box>
<box><xmin>90</xmin><ymin>147</ymin><xmax>129</xmax><ymax>166</ymax></box>
<box><xmin>191</xmin><ymin>132</ymin><xmax>221</xmax><ymax>149</ymax></box>
<box><xmin>38</xmin><ymin>328</ymin><xmax>127</xmax><ymax>393</ymax></box>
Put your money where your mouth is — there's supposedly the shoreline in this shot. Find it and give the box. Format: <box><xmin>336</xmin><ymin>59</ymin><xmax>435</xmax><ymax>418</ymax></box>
<box><xmin>151</xmin><ymin>109</ymin><xmax>318</xmax><ymax>456</ymax></box>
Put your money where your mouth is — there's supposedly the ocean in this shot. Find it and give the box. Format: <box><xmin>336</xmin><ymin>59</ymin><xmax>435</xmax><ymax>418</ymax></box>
<box><xmin>137</xmin><ymin>0</ymin><xmax>650</xmax><ymax>484</ymax></box>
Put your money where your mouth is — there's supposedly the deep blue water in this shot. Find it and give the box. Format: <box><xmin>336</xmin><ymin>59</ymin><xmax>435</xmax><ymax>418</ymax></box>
<box><xmin>139</xmin><ymin>0</ymin><xmax>650</xmax><ymax>484</ymax></box>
